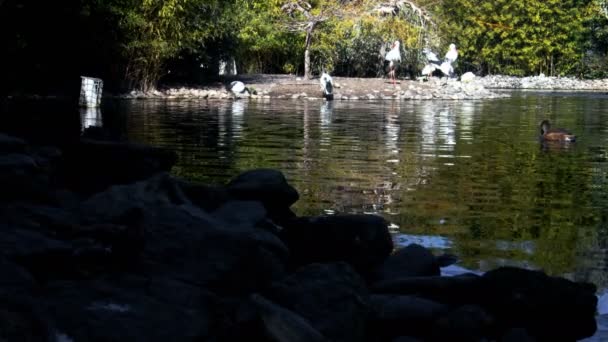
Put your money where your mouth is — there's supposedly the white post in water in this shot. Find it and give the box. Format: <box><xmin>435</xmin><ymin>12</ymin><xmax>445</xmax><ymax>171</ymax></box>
<box><xmin>79</xmin><ymin>76</ymin><xmax>103</xmax><ymax>107</ymax></box>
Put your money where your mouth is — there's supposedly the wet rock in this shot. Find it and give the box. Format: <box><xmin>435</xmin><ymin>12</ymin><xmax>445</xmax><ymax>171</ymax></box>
<box><xmin>211</xmin><ymin>200</ymin><xmax>267</xmax><ymax>229</ymax></box>
<box><xmin>374</xmin><ymin>244</ymin><xmax>457</xmax><ymax>281</ymax></box>
<box><xmin>39</xmin><ymin>279</ymin><xmax>211</xmax><ymax>342</ymax></box>
<box><xmin>391</xmin><ymin>337</ymin><xmax>422</xmax><ymax>342</ymax></box>
<box><xmin>0</xmin><ymin>133</ymin><xmax>27</xmax><ymax>154</ymax></box>
<box><xmin>79</xmin><ymin>172</ymin><xmax>190</xmax><ymax>224</ymax></box>
<box><xmin>227</xmin><ymin>168</ymin><xmax>299</xmax><ymax>224</ymax></box>
<box><xmin>0</xmin><ymin>257</ymin><xmax>36</xmax><ymax>292</ymax></box>
<box><xmin>265</xmin><ymin>262</ymin><xmax>369</xmax><ymax>342</ymax></box>
<box><xmin>140</xmin><ymin>202</ymin><xmax>288</xmax><ymax>294</ymax></box>
<box><xmin>478</xmin><ymin>266</ymin><xmax>598</xmax><ymax>341</ymax></box>
<box><xmin>0</xmin><ymin>293</ymin><xmax>54</xmax><ymax>342</ymax></box>
<box><xmin>369</xmin><ymin>294</ymin><xmax>447</xmax><ymax>340</ymax></box>
<box><xmin>177</xmin><ymin>179</ymin><xmax>230</xmax><ymax>212</ymax></box>
<box><xmin>430</xmin><ymin>305</ymin><xmax>494</xmax><ymax>341</ymax></box>
<box><xmin>251</xmin><ymin>293</ymin><xmax>328</xmax><ymax>342</ymax></box>
<box><xmin>280</xmin><ymin>214</ymin><xmax>393</xmax><ymax>279</ymax></box>
<box><xmin>371</xmin><ymin>273</ymin><xmax>482</xmax><ymax>306</ymax></box>
<box><xmin>500</xmin><ymin>327</ymin><xmax>535</xmax><ymax>342</ymax></box>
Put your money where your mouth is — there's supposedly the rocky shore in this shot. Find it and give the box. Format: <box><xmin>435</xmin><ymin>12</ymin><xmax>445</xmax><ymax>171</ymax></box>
<box><xmin>110</xmin><ymin>74</ymin><xmax>608</xmax><ymax>102</ymax></box>
<box><xmin>113</xmin><ymin>75</ymin><xmax>509</xmax><ymax>101</ymax></box>
<box><xmin>0</xmin><ymin>129</ymin><xmax>600</xmax><ymax>341</ymax></box>
<box><xmin>478</xmin><ymin>74</ymin><xmax>608</xmax><ymax>90</ymax></box>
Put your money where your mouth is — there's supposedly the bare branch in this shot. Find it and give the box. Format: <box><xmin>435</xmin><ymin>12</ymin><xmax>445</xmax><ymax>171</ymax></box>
<box><xmin>373</xmin><ymin>0</ymin><xmax>435</xmax><ymax>28</ymax></box>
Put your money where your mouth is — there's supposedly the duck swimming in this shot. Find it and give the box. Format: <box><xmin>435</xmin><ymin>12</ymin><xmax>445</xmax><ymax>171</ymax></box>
<box><xmin>540</xmin><ymin>120</ymin><xmax>576</xmax><ymax>142</ymax></box>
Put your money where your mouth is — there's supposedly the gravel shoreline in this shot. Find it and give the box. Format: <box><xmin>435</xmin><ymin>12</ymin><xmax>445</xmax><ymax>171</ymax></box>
<box><xmin>112</xmin><ymin>74</ymin><xmax>608</xmax><ymax>101</ymax></box>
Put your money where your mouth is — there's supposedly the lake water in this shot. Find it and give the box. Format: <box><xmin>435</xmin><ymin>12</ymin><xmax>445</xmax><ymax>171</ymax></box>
<box><xmin>4</xmin><ymin>91</ymin><xmax>608</xmax><ymax>291</ymax></box>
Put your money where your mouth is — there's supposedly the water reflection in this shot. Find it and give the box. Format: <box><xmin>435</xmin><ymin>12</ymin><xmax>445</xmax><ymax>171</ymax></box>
<box><xmin>79</xmin><ymin>107</ymin><xmax>102</xmax><ymax>131</ymax></box>
<box><xmin>94</xmin><ymin>93</ymin><xmax>608</xmax><ymax>291</ymax></box>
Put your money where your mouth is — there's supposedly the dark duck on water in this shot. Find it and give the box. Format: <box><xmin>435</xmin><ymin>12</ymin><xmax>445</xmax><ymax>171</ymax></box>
<box><xmin>540</xmin><ymin>120</ymin><xmax>576</xmax><ymax>142</ymax></box>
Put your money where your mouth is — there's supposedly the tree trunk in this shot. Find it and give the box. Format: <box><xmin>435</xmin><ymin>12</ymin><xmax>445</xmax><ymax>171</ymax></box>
<box><xmin>304</xmin><ymin>25</ymin><xmax>314</xmax><ymax>79</ymax></box>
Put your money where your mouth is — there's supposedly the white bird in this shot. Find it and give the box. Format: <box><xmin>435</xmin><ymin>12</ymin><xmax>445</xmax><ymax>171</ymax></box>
<box><xmin>421</xmin><ymin>47</ymin><xmax>442</xmax><ymax>80</ymax></box>
<box><xmin>385</xmin><ymin>40</ymin><xmax>401</xmax><ymax>85</ymax></box>
<box><xmin>423</xmin><ymin>48</ymin><xmax>441</xmax><ymax>65</ymax></box>
<box><xmin>445</xmin><ymin>43</ymin><xmax>458</xmax><ymax>64</ymax></box>
<box><xmin>230</xmin><ymin>81</ymin><xmax>246</xmax><ymax>94</ymax></box>
<box><xmin>439</xmin><ymin>61</ymin><xmax>454</xmax><ymax>78</ymax></box>
<box><xmin>319</xmin><ymin>72</ymin><xmax>334</xmax><ymax>100</ymax></box>
<box><xmin>421</xmin><ymin>64</ymin><xmax>437</xmax><ymax>79</ymax></box>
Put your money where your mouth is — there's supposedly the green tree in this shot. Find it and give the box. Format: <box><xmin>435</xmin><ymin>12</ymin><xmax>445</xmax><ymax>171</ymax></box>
<box><xmin>234</xmin><ymin>0</ymin><xmax>304</xmax><ymax>74</ymax></box>
<box><xmin>431</xmin><ymin>0</ymin><xmax>595</xmax><ymax>76</ymax></box>
<box><xmin>96</xmin><ymin>0</ymin><xmax>235</xmax><ymax>91</ymax></box>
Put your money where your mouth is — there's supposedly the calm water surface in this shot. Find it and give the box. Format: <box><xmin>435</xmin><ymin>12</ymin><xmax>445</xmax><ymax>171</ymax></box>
<box><xmin>7</xmin><ymin>91</ymin><xmax>608</xmax><ymax>289</ymax></box>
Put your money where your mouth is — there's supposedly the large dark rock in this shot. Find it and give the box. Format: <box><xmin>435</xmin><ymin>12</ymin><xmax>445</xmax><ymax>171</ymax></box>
<box><xmin>371</xmin><ymin>273</ymin><xmax>482</xmax><ymax>306</ymax></box>
<box><xmin>374</xmin><ymin>244</ymin><xmax>457</xmax><ymax>281</ymax></box>
<box><xmin>477</xmin><ymin>267</ymin><xmax>597</xmax><ymax>341</ymax></box>
<box><xmin>226</xmin><ymin>169</ymin><xmax>299</xmax><ymax>224</ymax></box>
<box><xmin>0</xmin><ymin>133</ymin><xmax>27</xmax><ymax>154</ymax></box>
<box><xmin>177</xmin><ymin>179</ymin><xmax>231</xmax><ymax>212</ymax></box>
<box><xmin>430</xmin><ymin>305</ymin><xmax>495</xmax><ymax>341</ymax></box>
<box><xmin>280</xmin><ymin>214</ymin><xmax>393</xmax><ymax>279</ymax></box>
<box><xmin>265</xmin><ymin>262</ymin><xmax>370</xmax><ymax>342</ymax></box>
<box><xmin>368</xmin><ymin>294</ymin><xmax>448</xmax><ymax>340</ymax></box>
<box><xmin>39</xmin><ymin>278</ymin><xmax>211</xmax><ymax>341</ymax></box>
<box><xmin>250</xmin><ymin>293</ymin><xmax>328</xmax><ymax>342</ymax></box>
<box><xmin>0</xmin><ymin>153</ymin><xmax>52</xmax><ymax>202</ymax></box>
<box><xmin>78</xmin><ymin>173</ymin><xmax>289</xmax><ymax>293</ymax></box>
<box><xmin>0</xmin><ymin>293</ymin><xmax>54</xmax><ymax>342</ymax></box>
<box><xmin>0</xmin><ymin>258</ymin><xmax>36</xmax><ymax>293</ymax></box>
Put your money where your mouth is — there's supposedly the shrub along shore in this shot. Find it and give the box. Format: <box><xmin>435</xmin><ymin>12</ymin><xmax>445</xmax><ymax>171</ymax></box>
<box><xmin>0</xmin><ymin>129</ymin><xmax>599</xmax><ymax>341</ymax></box>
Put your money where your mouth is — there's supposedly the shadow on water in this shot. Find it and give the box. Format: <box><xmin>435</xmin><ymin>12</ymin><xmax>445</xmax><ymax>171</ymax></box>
<box><xmin>4</xmin><ymin>92</ymin><xmax>608</xmax><ymax>292</ymax></box>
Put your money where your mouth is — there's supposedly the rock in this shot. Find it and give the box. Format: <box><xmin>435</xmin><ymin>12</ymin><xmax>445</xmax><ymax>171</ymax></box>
<box><xmin>369</xmin><ymin>294</ymin><xmax>447</xmax><ymax>340</ymax></box>
<box><xmin>374</xmin><ymin>244</ymin><xmax>457</xmax><ymax>281</ymax></box>
<box><xmin>478</xmin><ymin>266</ymin><xmax>597</xmax><ymax>341</ymax></box>
<box><xmin>265</xmin><ymin>262</ymin><xmax>369</xmax><ymax>342</ymax></box>
<box><xmin>0</xmin><ymin>133</ymin><xmax>27</xmax><ymax>154</ymax></box>
<box><xmin>226</xmin><ymin>169</ymin><xmax>299</xmax><ymax>224</ymax></box>
<box><xmin>0</xmin><ymin>257</ymin><xmax>36</xmax><ymax>292</ymax></box>
<box><xmin>0</xmin><ymin>293</ymin><xmax>54</xmax><ymax>341</ymax></box>
<box><xmin>211</xmin><ymin>200</ymin><xmax>267</xmax><ymax>230</ymax></box>
<box><xmin>391</xmin><ymin>337</ymin><xmax>422</xmax><ymax>342</ymax></box>
<box><xmin>79</xmin><ymin>172</ymin><xmax>190</xmax><ymax>224</ymax></box>
<box><xmin>371</xmin><ymin>273</ymin><xmax>482</xmax><ymax>306</ymax></box>
<box><xmin>176</xmin><ymin>179</ymin><xmax>230</xmax><ymax>212</ymax></box>
<box><xmin>500</xmin><ymin>327</ymin><xmax>535</xmax><ymax>342</ymax></box>
<box><xmin>141</xmin><ymin>202</ymin><xmax>289</xmax><ymax>294</ymax></box>
<box><xmin>280</xmin><ymin>214</ymin><xmax>393</xmax><ymax>279</ymax></box>
<box><xmin>430</xmin><ymin>305</ymin><xmax>494</xmax><ymax>341</ymax></box>
<box><xmin>250</xmin><ymin>293</ymin><xmax>328</xmax><ymax>342</ymax></box>
<box><xmin>39</xmin><ymin>279</ymin><xmax>210</xmax><ymax>342</ymax></box>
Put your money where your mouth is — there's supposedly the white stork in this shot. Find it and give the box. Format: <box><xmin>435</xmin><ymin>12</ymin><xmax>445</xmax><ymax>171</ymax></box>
<box><xmin>421</xmin><ymin>48</ymin><xmax>442</xmax><ymax>80</ymax></box>
<box><xmin>385</xmin><ymin>40</ymin><xmax>401</xmax><ymax>85</ymax></box>
<box><xmin>445</xmin><ymin>43</ymin><xmax>458</xmax><ymax>64</ymax></box>
<box><xmin>423</xmin><ymin>48</ymin><xmax>441</xmax><ymax>65</ymax></box>
<box><xmin>319</xmin><ymin>72</ymin><xmax>334</xmax><ymax>100</ymax></box>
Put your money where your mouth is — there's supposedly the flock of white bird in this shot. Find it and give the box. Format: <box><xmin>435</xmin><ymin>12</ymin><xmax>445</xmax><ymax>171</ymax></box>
<box><xmin>231</xmin><ymin>41</ymin><xmax>462</xmax><ymax>100</ymax></box>
<box><xmin>381</xmin><ymin>41</ymin><xmax>461</xmax><ymax>86</ymax></box>
<box><xmin>420</xmin><ymin>43</ymin><xmax>458</xmax><ymax>79</ymax></box>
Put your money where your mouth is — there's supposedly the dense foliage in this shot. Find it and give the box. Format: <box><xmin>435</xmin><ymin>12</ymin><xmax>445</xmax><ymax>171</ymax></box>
<box><xmin>1</xmin><ymin>0</ymin><xmax>607</xmax><ymax>92</ymax></box>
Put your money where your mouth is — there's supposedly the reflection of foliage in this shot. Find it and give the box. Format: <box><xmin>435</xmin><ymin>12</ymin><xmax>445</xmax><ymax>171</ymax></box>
<box><xmin>125</xmin><ymin>97</ymin><xmax>607</xmax><ymax>278</ymax></box>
